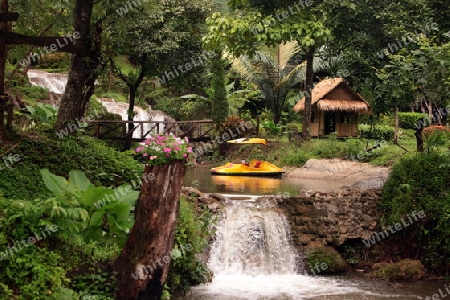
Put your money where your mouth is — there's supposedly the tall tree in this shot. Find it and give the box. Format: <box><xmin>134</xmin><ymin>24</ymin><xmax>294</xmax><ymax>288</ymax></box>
<box><xmin>106</xmin><ymin>0</ymin><xmax>210</xmax><ymax>147</ymax></box>
<box><xmin>203</xmin><ymin>3</ymin><xmax>330</xmax><ymax>138</ymax></box>
<box><xmin>210</xmin><ymin>53</ymin><xmax>229</xmax><ymax>123</ymax></box>
<box><xmin>55</xmin><ymin>0</ymin><xmax>100</xmax><ymax>130</ymax></box>
<box><xmin>318</xmin><ymin>0</ymin><xmax>438</xmax><ymax>114</ymax></box>
<box><xmin>376</xmin><ymin>38</ymin><xmax>450</xmax><ymax>148</ymax></box>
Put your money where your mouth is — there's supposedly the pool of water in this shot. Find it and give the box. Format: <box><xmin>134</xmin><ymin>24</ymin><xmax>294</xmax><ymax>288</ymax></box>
<box><xmin>175</xmin><ymin>275</ymin><xmax>448</xmax><ymax>300</ymax></box>
<box><xmin>184</xmin><ymin>167</ymin><xmax>357</xmax><ymax>195</ymax></box>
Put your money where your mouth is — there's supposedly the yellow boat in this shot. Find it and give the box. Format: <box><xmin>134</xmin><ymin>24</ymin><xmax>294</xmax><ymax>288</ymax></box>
<box><xmin>211</xmin><ymin>159</ymin><xmax>284</xmax><ymax>176</ymax></box>
<box><xmin>226</xmin><ymin>137</ymin><xmax>267</xmax><ymax>145</ymax></box>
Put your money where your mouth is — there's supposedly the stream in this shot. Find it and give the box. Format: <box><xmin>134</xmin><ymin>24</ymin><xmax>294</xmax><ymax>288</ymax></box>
<box><xmin>179</xmin><ymin>167</ymin><xmax>448</xmax><ymax>300</ymax></box>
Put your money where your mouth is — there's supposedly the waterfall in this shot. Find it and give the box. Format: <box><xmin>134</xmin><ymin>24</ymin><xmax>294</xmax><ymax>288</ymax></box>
<box><xmin>185</xmin><ymin>196</ymin><xmax>373</xmax><ymax>299</ymax></box>
<box><xmin>25</xmin><ymin>69</ymin><xmax>174</xmax><ymax>139</ymax></box>
<box><xmin>98</xmin><ymin>99</ymin><xmax>169</xmax><ymax>139</ymax></box>
<box><xmin>27</xmin><ymin>70</ymin><xmax>68</xmax><ymax>95</ymax></box>
<box><xmin>208</xmin><ymin>199</ymin><xmax>298</xmax><ymax>276</ymax></box>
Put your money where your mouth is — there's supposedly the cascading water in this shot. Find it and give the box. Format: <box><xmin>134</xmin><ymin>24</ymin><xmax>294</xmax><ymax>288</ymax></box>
<box><xmin>97</xmin><ymin>100</ymin><xmax>161</xmax><ymax>139</ymax></box>
<box><xmin>27</xmin><ymin>70</ymin><xmax>68</xmax><ymax>94</ymax></box>
<box><xmin>181</xmin><ymin>196</ymin><xmax>424</xmax><ymax>300</ymax></box>
<box><xmin>26</xmin><ymin>70</ymin><xmax>170</xmax><ymax>139</ymax></box>
<box><xmin>208</xmin><ymin>199</ymin><xmax>298</xmax><ymax>276</ymax></box>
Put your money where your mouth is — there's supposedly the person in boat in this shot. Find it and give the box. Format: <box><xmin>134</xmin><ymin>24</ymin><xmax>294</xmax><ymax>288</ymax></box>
<box><xmin>241</xmin><ymin>159</ymin><xmax>249</xmax><ymax>166</ymax></box>
<box><xmin>252</xmin><ymin>160</ymin><xmax>262</xmax><ymax>168</ymax></box>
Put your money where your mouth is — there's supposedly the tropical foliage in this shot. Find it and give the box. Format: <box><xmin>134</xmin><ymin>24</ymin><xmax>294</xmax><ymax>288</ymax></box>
<box><xmin>382</xmin><ymin>152</ymin><xmax>450</xmax><ymax>274</ymax></box>
<box><xmin>229</xmin><ymin>42</ymin><xmax>328</xmax><ymax>123</ymax></box>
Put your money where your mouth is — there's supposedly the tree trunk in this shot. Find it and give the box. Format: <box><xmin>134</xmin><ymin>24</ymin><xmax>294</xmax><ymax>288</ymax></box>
<box><xmin>115</xmin><ymin>160</ymin><xmax>186</xmax><ymax>300</ymax></box>
<box><xmin>55</xmin><ymin>0</ymin><xmax>94</xmax><ymax>131</ymax></box>
<box><xmin>124</xmin><ymin>68</ymin><xmax>146</xmax><ymax>150</ymax></box>
<box><xmin>301</xmin><ymin>46</ymin><xmax>315</xmax><ymax>140</ymax></box>
<box><xmin>394</xmin><ymin>106</ymin><xmax>399</xmax><ymax>143</ymax></box>
<box><xmin>415</xmin><ymin>118</ymin><xmax>424</xmax><ymax>152</ymax></box>
<box><xmin>273</xmin><ymin>106</ymin><xmax>282</xmax><ymax>124</ymax></box>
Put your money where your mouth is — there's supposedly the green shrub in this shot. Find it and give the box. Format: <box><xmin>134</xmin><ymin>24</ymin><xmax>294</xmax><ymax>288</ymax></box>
<box><xmin>39</xmin><ymin>53</ymin><xmax>68</xmax><ymax>69</ymax></box>
<box><xmin>370</xmin><ymin>259</ymin><xmax>425</xmax><ymax>281</ymax></box>
<box><xmin>165</xmin><ymin>196</ymin><xmax>213</xmax><ymax>297</ymax></box>
<box><xmin>0</xmin><ymin>168</ymin><xmax>134</xmax><ymax>299</ymax></box>
<box><xmin>13</xmin><ymin>85</ymin><xmax>49</xmax><ymax>102</ymax></box>
<box><xmin>359</xmin><ymin>124</ymin><xmax>395</xmax><ymax>140</ymax></box>
<box><xmin>310</xmin><ymin>135</ymin><xmax>343</xmax><ymax>158</ymax></box>
<box><xmin>26</xmin><ymin>102</ymin><xmax>58</xmax><ymax>124</ymax></box>
<box><xmin>280</xmin><ymin>146</ymin><xmax>311</xmax><ymax>166</ymax></box>
<box><xmin>262</xmin><ymin>120</ymin><xmax>282</xmax><ymax>135</ymax></box>
<box><xmin>1</xmin><ymin>246</ymin><xmax>69</xmax><ymax>299</ymax></box>
<box><xmin>381</xmin><ymin>152</ymin><xmax>450</xmax><ymax>274</ymax></box>
<box><xmin>0</xmin><ymin>134</ymin><xmax>143</xmax><ymax>200</ymax></box>
<box><xmin>342</xmin><ymin>138</ymin><xmax>366</xmax><ymax>159</ymax></box>
<box><xmin>422</xmin><ymin>126</ymin><xmax>450</xmax><ymax>153</ymax></box>
<box><xmin>216</xmin><ymin>115</ymin><xmax>252</xmax><ymax>137</ymax></box>
<box><xmin>71</xmin><ymin>267</ymin><xmax>116</xmax><ymax>299</ymax></box>
<box><xmin>378</xmin><ymin>114</ymin><xmax>395</xmax><ymax>126</ymax></box>
<box><xmin>398</xmin><ymin>112</ymin><xmax>428</xmax><ymax>129</ymax></box>
<box><xmin>284</xmin><ymin>122</ymin><xmax>302</xmax><ymax>133</ymax></box>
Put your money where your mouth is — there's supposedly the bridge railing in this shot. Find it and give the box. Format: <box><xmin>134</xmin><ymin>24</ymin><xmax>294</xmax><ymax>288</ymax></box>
<box><xmin>87</xmin><ymin>119</ymin><xmax>215</xmax><ymax>141</ymax></box>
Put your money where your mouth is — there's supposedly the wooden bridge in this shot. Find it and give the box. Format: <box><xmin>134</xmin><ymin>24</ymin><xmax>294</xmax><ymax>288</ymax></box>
<box><xmin>87</xmin><ymin>119</ymin><xmax>215</xmax><ymax>142</ymax></box>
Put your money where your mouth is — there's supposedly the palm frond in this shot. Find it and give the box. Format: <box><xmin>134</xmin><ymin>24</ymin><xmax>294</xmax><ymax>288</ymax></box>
<box><xmin>277</xmin><ymin>55</ymin><xmax>329</xmax><ymax>90</ymax></box>
<box><xmin>230</xmin><ymin>55</ymin><xmax>259</xmax><ymax>84</ymax></box>
<box><xmin>278</xmin><ymin>41</ymin><xmax>300</xmax><ymax>69</ymax></box>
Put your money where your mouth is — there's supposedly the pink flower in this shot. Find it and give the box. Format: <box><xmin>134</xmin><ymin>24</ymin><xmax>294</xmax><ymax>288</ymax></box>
<box><xmin>150</xmin><ymin>155</ymin><xmax>157</xmax><ymax>160</ymax></box>
<box><xmin>187</xmin><ymin>147</ymin><xmax>192</xmax><ymax>153</ymax></box>
<box><xmin>163</xmin><ymin>148</ymin><xmax>172</xmax><ymax>153</ymax></box>
<box><xmin>136</xmin><ymin>147</ymin><xmax>143</xmax><ymax>153</ymax></box>
<box><xmin>183</xmin><ymin>153</ymin><xmax>188</xmax><ymax>158</ymax></box>
<box><xmin>143</xmin><ymin>153</ymin><xmax>148</xmax><ymax>157</ymax></box>
<box><xmin>174</xmin><ymin>147</ymin><xmax>180</xmax><ymax>151</ymax></box>
<box><xmin>185</xmin><ymin>137</ymin><xmax>189</xmax><ymax>143</ymax></box>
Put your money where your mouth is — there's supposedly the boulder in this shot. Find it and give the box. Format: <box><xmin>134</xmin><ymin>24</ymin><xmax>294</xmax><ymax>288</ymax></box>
<box><xmin>369</xmin><ymin>259</ymin><xmax>425</xmax><ymax>281</ymax></box>
<box><xmin>304</xmin><ymin>246</ymin><xmax>348</xmax><ymax>275</ymax></box>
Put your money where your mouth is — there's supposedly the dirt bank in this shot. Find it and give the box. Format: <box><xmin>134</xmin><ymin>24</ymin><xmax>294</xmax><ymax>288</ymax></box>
<box><xmin>284</xmin><ymin>159</ymin><xmax>391</xmax><ymax>191</ymax></box>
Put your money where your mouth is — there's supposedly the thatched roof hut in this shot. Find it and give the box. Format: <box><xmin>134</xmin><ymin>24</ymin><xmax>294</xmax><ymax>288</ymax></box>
<box><xmin>293</xmin><ymin>78</ymin><xmax>371</xmax><ymax>114</ymax></box>
<box><xmin>293</xmin><ymin>78</ymin><xmax>371</xmax><ymax>137</ymax></box>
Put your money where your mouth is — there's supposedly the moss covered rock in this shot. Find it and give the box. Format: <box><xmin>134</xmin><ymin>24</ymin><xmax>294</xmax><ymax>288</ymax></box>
<box><xmin>370</xmin><ymin>259</ymin><xmax>425</xmax><ymax>281</ymax></box>
<box><xmin>306</xmin><ymin>246</ymin><xmax>348</xmax><ymax>275</ymax></box>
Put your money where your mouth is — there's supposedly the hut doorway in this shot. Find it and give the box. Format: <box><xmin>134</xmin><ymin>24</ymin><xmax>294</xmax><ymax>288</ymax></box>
<box><xmin>324</xmin><ymin>111</ymin><xmax>336</xmax><ymax>135</ymax></box>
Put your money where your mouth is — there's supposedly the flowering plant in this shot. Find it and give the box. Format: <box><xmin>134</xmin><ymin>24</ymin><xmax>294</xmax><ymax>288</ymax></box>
<box><xmin>135</xmin><ymin>134</ymin><xmax>192</xmax><ymax>166</ymax></box>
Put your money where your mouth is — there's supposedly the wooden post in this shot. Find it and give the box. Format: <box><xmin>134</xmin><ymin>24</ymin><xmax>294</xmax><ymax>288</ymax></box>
<box><xmin>115</xmin><ymin>160</ymin><xmax>187</xmax><ymax>300</ymax></box>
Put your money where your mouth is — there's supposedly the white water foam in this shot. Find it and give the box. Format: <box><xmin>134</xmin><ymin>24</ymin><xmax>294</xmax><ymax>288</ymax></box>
<box><xmin>27</xmin><ymin>70</ymin><xmax>68</xmax><ymax>94</ymax></box>
<box><xmin>99</xmin><ymin>100</ymin><xmax>166</xmax><ymax>139</ymax></box>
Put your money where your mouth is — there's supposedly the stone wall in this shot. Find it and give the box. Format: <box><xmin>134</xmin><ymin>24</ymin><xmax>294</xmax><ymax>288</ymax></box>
<box><xmin>276</xmin><ymin>188</ymin><xmax>382</xmax><ymax>248</ymax></box>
